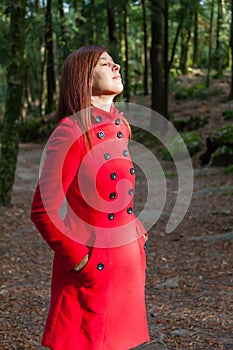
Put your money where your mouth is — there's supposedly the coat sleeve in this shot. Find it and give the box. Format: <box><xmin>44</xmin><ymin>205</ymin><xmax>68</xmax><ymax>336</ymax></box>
<box><xmin>31</xmin><ymin>118</ymin><xmax>89</xmax><ymax>271</ymax></box>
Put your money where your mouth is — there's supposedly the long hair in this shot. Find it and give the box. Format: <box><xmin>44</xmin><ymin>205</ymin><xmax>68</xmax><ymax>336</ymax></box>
<box><xmin>56</xmin><ymin>45</ymin><xmax>107</xmax><ymax>146</ymax></box>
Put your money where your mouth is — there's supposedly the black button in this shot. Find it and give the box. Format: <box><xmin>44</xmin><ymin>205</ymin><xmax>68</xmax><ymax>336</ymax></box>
<box><xmin>109</xmin><ymin>192</ymin><xmax>116</xmax><ymax>199</ymax></box>
<box><xmin>117</xmin><ymin>131</ymin><xmax>123</xmax><ymax>138</ymax></box>
<box><xmin>96</xmin><ymin>116</ymin><xmax>103</xmax><ymax>123</ymax></box>
<box><xmin>97</xmin><ymin>263</ymin><xmax>104</xmax><ymax>271</ymax></box>
<box><xmin>110</xmin><ymin>173</ymin><xmax>117</xmax><ymax>180</ymax></box>
<box><xmin>127</xmin><ymin>207</ymin><xmax>133</xmax><ymax>214</ymax></box>
<box><xmin>108</xmin><ymin>213</ymin><xmax>114</xmax><ymax>220</ymax></box>
<box><xmin>128</xmin><ymin>189</ymin><xmax>134</xmax><ymax>195</ymax></box>
<box><xmin>123</xmin><ymin>150</ymin><xmax>128</xmax><ymax>157</ymax></box>
<box><xmin>97</xmin><ymin>131</ymin><xmax>104</xmax><ymax>139</ymax></box>
<box><xmin>115</xmin><ymin>118</ymin><xmax>121</xmax><ymax>125</ymax></box>
<box><xmin>104</xmin><ymin>153</ymin><xmax>111</xmax><ymax>160</ymax></box>
<box><xmin>130</xmin><ymin>168</ymin><xmax>135</xmax><ymax>174</ymax></box>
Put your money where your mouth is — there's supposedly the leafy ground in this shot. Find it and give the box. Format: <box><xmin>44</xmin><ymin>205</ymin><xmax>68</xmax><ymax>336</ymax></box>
<box><xmin>0</xmin><ymin>73</ymin><xmax>233</xmax><ymax>349</ymax></box>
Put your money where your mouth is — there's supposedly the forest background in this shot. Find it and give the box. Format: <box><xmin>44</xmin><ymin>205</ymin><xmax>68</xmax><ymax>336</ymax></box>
<box><xmin>0</xmin><ymin>0</ymin><xmax>233</xmax><ymax>204</ymax></box>
<box><xmin>1</xmin><ymin>1</ymin><xmax>233</xmax><ymax>349</ymax></box>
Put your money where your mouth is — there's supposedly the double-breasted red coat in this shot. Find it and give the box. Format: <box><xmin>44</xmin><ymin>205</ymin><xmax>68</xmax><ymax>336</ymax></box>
<box><xmin>31</xmin><ymin>105</ymin><xmax>149</xmax><ymax>350</ymax></box>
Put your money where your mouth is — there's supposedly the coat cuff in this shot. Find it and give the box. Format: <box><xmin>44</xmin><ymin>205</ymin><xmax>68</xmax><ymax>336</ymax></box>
<box><xmin>51</xmin><ymin>234</ymin><xmax>90</xmax><ymax>271</ymax></box>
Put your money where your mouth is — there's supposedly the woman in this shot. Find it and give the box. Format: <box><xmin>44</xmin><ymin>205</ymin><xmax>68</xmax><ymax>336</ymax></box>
<box><xmin>31</xmin><ymin>45</ymin><xmax>149</xmax><ymax>350</ymax></box>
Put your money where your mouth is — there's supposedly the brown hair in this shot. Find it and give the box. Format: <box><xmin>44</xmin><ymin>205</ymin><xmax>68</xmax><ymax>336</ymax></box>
<box><xmin>56</xmin><ymin>45</ymin><xmax>107</xmax><ymax>146</ymax></box>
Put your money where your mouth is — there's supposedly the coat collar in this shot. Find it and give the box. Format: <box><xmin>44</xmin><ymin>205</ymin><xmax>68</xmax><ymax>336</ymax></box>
<box><xmin>92</xmin><ymin>104</ymin><xmax>123</xmax><ymax>124</ymax></box>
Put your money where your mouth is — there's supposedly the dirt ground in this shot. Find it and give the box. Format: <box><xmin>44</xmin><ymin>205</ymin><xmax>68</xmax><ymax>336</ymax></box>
<box><xmin>0</xmin><ymin>74</ymin><xmax>233</xmax><ymax>349</ymax></box>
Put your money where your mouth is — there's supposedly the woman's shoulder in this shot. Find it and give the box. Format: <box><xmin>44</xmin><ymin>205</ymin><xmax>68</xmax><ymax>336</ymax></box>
<box><xmin>53</xmin><ymin>116</ymin><xmax>83</xmax><ymax>138</ymax></box>
<box><xmin>44</xmin><ymin>116</ymin><xmax>85</xmax><ymax>155</ymax></box>
<box><xmin>59</xmin><ymin>115</ymin><xmax>82</xmax><ymax>128</ymax></box>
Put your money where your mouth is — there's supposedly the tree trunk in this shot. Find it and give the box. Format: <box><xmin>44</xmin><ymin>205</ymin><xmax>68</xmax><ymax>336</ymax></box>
<box><xmin>45</xmin><ymin>0</ymin><xmax>56</xmax><ymax>114</ymax></box>
<box><xmin>58</xmin><ymin>0</ymin><xmax>68</xmax><ymax>62</ymax></box>
<box><xmin>150</xmin><ymin>0</ymin><xmax>166</xmax><ymax>117</ymax></box>
<box><xmin>179</xmin><ymin>2</ymin><xmax>194</xmax><ymax>74</ymax></box>
<box><xmin>107</xmin><ymin>1</ymin><xmax>118</xmax><ymax>60</ymax></box>
<box><xmin>180</xmin><ymin>28</ymin><xmax>191</xmax><ymax>75</ymax></box>
<box><xmin>163</xmin><ymin>0</ymin><xmax>169</xmax><ymax>119</ymax></box>
<box><xmin>73</xmin><ymin>0</ymin><xmax>86</xmax><ymax>46</ymax></box>
<box><xmin>91</xmin><ymin>0</ymin><xmax>97</xmax><ymax>43</ymax></box>
<box><xmin>0</xmin><ymin>0</ymin><xmax>26</xmax><ymax>206</ymax></box>
<box><xmin>168</xmin><ymin>16</ymin><xmax>183</xmax><ymax>71</ymax></box>
<box><xmin>206</xmin><ymin>0</ymin><xmax>215</xmax><ymax>87</ymax></box>
<box><xmin>141</xmin><ymin>0</ymin><xmax>149</xmax><ymax>96</ymax></box>
<box><xmin>35</xmin><ymin>1</ymin><xmax>44</xmax><ymax>118</ymax></box>
<box><xmin>192</xmin><ymin>0</ymin><xmax>199</xmax><ymax>67</ymax></box>
<box><xmin>123</xmin><ymin>2</ymin><xmax>130</xmax><ymax>101</ymax></box>
<box><xmin>229</xmin><ymin>0</ymin><xmax>233</xmax><ymax>99</ymax></box>
<box><xmin>35</xmin><ymin>0</ymin><xmax>39</xmax><ymax>12</ymax></box>
<box><xmin>215</xmin><ymin>0</ymin><xmax>225</xmax><ymax>77</ymax></box>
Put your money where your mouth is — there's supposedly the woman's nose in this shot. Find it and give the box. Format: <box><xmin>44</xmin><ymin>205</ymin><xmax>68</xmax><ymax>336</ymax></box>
<box><xmin>113</xmin><ymin>63</ymin><xmax>120</xmax><ymax>71</ymax></box>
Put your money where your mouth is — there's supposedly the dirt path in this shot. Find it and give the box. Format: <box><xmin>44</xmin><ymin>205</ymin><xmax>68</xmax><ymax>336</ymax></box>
<box><xmin>0</xmin><ymin>141</ymin><xmax>233</xmax><ymax>349</ymax></box>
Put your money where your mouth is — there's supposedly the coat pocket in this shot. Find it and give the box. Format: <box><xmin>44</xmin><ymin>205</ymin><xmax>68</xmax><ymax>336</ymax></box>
<box><xmin>73</xmin><ymin>247</ymin><xmax>105</xmax><ymax>287</ymax></box>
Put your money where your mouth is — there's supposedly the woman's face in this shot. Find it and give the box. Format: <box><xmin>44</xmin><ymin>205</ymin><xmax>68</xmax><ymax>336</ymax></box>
<box><xmin>91</xmin><ymin>52</ymin><xmax>123</xmax><ymax>98</ymax></box>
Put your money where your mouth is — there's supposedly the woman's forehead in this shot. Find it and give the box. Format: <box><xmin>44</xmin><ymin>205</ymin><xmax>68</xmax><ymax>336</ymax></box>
<box><xmin>99</xmin><ymin>52</ymin><xmax>113</xmax><ymax>62</ymax></box>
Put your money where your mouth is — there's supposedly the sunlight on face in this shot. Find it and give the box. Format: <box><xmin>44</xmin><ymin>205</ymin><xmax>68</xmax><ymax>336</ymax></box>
<box><xmin>92</xmin><ymin>52</ymin><xmax>123</xmax><ymax>98</ymax></box>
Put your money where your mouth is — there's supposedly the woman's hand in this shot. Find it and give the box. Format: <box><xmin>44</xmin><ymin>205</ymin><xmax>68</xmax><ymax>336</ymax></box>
<box><xmin>73</xmin><ymin>254</ymin><xmax>89</xmax><ymax>272</ymax></box>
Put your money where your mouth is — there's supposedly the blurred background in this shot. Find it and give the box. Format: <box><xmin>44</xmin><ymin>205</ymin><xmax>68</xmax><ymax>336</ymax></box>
<box><xmin>0</xmin><ymin>2</ymin><xmax>233</xmax><ymax>349</ymax></box>
<box><xmin>0</xmin><ymin>0</ymin><xmax>233</xmax><ymax>205</ymax></box>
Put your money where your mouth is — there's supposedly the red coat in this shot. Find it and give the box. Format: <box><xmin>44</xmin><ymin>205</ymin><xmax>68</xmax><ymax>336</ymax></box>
<box><xmin>31</xmin><ymin>105</ymin><xmax>149</xmax><ymax>350</ymax></box>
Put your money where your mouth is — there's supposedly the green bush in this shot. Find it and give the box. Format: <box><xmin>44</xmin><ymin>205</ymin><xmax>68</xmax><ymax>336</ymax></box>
<box><xmin>173</xmin><ymin>119</ymin><xmax>187</xmax><ymax>131</ymax></box>
<box><xmin>174</xmin><ymin>88</ymin><xmax>190</xmax><ymax>100</ymax></box>
<box><xmin>20</xmin><ymin>117</ymin><xmax>48</xmax><ymax>142</ymax></box>
<box><xmin>189</xmin><ymin>83</ymin><xmax>206</xmax><ymax>97</ymax></box>
<box><xmin>174</xmin><ymin>115</ymin><xmax>209</xmax><ymax>132</ymax></box>
<box><xmin>213</xmin><ymin>125</ymin><xmax>233</xmax><ymax>144</ymax></box>
<box><xmin>222</xmin><ymin>110</ymin><xmax>233</xmax><ymax>121</ymax></box>
<box><xmin>224</xmin><ymin>164</ymin><xmax>233</xmax><ymax>174</ymax></box>
<box><xmin>161</xmin><ymin>131</ymin><xmax>202</xmax><ymax>160</ymax></box>
<box><xmin>213</xmin><ymin>145</ymin><xmax>233</xmax><ymax>157</ymax></box>
<box><xmin>181</xmin><ymin>131</ymin><xmax>203</xmax><ymax>156</ymax></box>
<box><xmin>174</xmin><ymin>83</ymin><xmax>220</xmax><ymax>101</ymax></box>
<box><xmin>212</xmin><ymin>145</ymin><xmax>233</xmax><ymax>167</ymax></box>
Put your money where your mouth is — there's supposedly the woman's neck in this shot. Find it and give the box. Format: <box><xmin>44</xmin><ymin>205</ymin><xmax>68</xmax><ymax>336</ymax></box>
<box><xmin>91</xmin><ymin>95</ymin><xmax>115</xmax><ymax>112</ymax></box>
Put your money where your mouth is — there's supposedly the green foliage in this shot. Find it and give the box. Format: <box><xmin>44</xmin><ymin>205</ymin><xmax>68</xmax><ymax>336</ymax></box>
<box><xmin>174</xmin><ymin>115</ymin><xmax>209</xmax><ymax>132</ymax></box>
<box><xmin>131</xmin><ymin>126</ymin><xmax>158</xmax><ymax>149</ymax></box>
<box><xmin>0</xmin><ymin>0</ymin><xmax>27</xmax><ymax>206</ymax></box>
<box><xmin>213</xmin><ymin>125</ymin><xmax>233</xmax><ymax>144</ymax></box>
<box><xmin>0</xmin><ymin>66</ymin><xmax>7</xmax><ymax>115</ymax></box>
<box><xmin>181</xmin><ymin>131</ymin><xmax>203</xmax><ymax>155</ymax></box>
<box><xmin>212</xmin><ymin>145</ymin><xmax>233</xmax><ymax>167</ymax></box>
<box><xmin>213</xmin><ymin>145</ymin><xmax>233</xmax><ymax>157</ymax></box>
<box><xmin>207</xmin><ymin>125</ymin><xmax>233</xmax><ymax>167</ymax></box>
<box><xmin>161</xmin><ymin>131</ymin><xmax>202</xmax><ymax>160</ymax></box>
<box><xmin>19</xmin><ymin>117</ymin><xmax>53</xmax><ymax>142</ymax></box>
<box><xmin>223</xmin><ymin>164</ymin><xmax>233</xmax><ymax>174</ymax></box>
<box><xmin>174</xmin><ymin>82</ymin><xmax>221</xmax><ymax>100</ymax></box>
<box><xmin>0</xmin><ymin>2</ymin><xmax>10</xmax><ymax>66</ymax></box>
<box><xmin>0</xmin><ymin>0</ymin><xmax>232</xmax><ymax>124</ymax></box>
<box><xmin>175</xmin><ymin>84</ymin><xmax>206</xmax><ymax>100</ymax></box>
<box><xmin>188</xmin><ymin>83</ymin><xmax>207</xmax><ymax>97</ymax></box>
<box><xmin>222</xmin><ymin>110</ymin><xmax>233</xmax><ymax>121</ymax></box>
<box><xmin>174</xmin><ymin>87</ymin><xmax>190</xmax><ymax>100</ymax></box>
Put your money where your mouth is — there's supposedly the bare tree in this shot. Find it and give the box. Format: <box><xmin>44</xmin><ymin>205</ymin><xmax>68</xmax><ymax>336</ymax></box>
<box><xmin>0</xmin><ymin>0</ymin><xmax>27</xmax><ymax>205</ymax></box>
<box><xmin>141</xmin><ymin>0</ymin><xmax>149</xmax><ymax>95</ymax></box>
<box><xmin>230</xmin><ymin>0</ymin><xmax>233</xmax><ymax>98</ymax></box>
<box><xmin>150</xmin><ymin>0</ymin><xmax>167</xmax><ymax>117</ymax></box>
<box><xmin>45</xmin><ymin>0</ymin><xmax>56</xmax><ymax>114</ymax></box>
